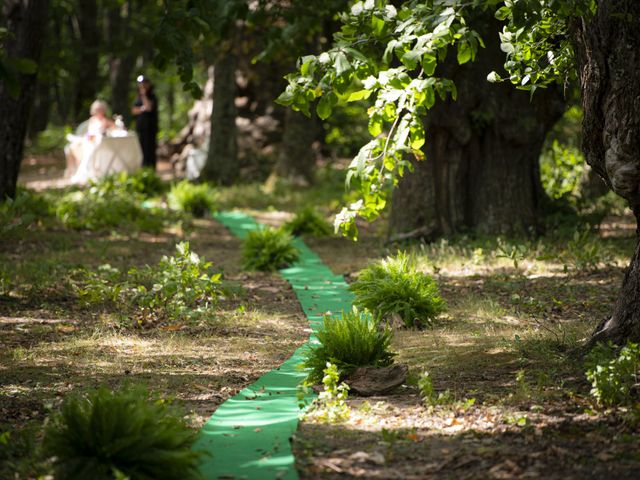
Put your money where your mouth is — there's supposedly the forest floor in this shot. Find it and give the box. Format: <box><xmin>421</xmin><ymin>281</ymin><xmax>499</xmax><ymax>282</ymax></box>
<box><xmin>2</xmin><ymin>154</ymin><xmax>640</xmax><ymax>478</ymax></box>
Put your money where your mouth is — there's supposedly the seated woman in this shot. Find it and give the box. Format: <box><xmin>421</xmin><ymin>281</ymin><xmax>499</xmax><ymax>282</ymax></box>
<box><xmin>65</xmin><ymin>100</ymin><xmax>117</xmax><ymax>178</ymax></box>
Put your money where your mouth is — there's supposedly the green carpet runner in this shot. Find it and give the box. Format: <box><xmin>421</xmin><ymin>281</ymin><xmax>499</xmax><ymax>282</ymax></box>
<box><xmin>195</xmin><ymin>211</ymin><xmax>354</xmax><ymax>479</ymax></box>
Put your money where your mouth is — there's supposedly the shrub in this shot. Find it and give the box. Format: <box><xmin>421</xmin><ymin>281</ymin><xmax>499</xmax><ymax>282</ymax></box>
<box><xmin>55</xmin><ymin>189</ymin><xmax>165</xmax><ymax>232</ymax></box>
<box><xmin>168</xmin><ymin>180</ymin><xmax>216</xmax><ymax>218</ymax></box>
<box><xmin>564</xmin><ymin>227</ymin><xmax>612</xmax><ymax>272</ymax></box>
<box><xmin>1</xmin><ymin>188</ymin><xmax>53</xmax><ymax>240</ymax></box>
<box><xmin>43</xmin><ymin>386</ymin><xmax>203</xmax><ymax>480</ymax></box>
<box><xmin>303</xmin><ymin>362</ymin><xmax>350</xmax><ymax>423</ymax></box>
<box><xmin>284</xmin><ymin>207</ymin><xmax>332</xmax><ymax>237</ymax></box>
<box><xmin>92</xmin><ymin>169</ymin><xmax>165</xmax><ymax>199</ymax></box>
<box><xmin>241</xmin><ymin>227</ymin><xmax>299</xmax><ymax>271</ymax></box>
<box><xmin>586</xmin><ymin>342</ymin><xmax>640</xmax><ymax>407</ymax></box>
<box><xmin>349</xmin><ymin>252</ymin><xmax>445</xmax><ymax>328</ymax></box>
<box><xmin>418</xmin><ymin>371</ymin><xmax>453</xmax><ymax>407</ymax></box>
<box><xmin>76</xmin><ymin>242</ymin><xmax>222</xmax><ymax>323</ymax></box>
<box><xmin>302</xmin><ymin>307</ymin><xmax>395</xmax><ymax>384</ymax></box>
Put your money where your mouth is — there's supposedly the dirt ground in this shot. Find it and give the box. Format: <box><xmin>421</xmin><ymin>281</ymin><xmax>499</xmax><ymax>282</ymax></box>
<box><xmin>3</xmin><ymin>153</ymin><xmax>640</xmax><ymax>479</ymax></box>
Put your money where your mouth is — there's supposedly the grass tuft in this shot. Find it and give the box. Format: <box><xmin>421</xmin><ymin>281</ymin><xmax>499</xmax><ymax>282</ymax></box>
<box><xmin>168</xmin><ymin>180</ymin><xmax>217</xmax><ymax>218</ymax></box>
<box><xmin>241</xmin><ymin>227</ymin><xmax>300</xmax><ymax>271</ymax></box>
<box><xmin>284</xmin><ymin>206</ymin><xmax>333</xmax><ymax>237</ymax></box>
<box><xmin>43</xmin><ymin>385</ymin><xmax>203</xmax><ymax>480</ymax></box>
<box><xmin>302</xmin><ymin>307</ymin><xmax>395</xmax><ymax>384</ymax></box>
<box><xmin>349</xmin><ymin>251</ymin><xmax>445</xmax><ymax>328</ymax></box>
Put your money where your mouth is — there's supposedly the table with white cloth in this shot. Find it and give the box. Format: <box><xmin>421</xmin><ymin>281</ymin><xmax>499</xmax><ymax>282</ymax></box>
<box><xmin>67</xmin><ymin>132</ymin><xmax>143</xmax><ymax>184</ymax></box>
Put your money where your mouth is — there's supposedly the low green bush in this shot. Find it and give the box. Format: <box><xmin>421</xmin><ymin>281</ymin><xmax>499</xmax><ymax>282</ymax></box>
<box><xmin>564</xmin><ymin>227</ymin><xmax>613</xmax><ymax>271</ymax></box>
<box><xmin>43</xmin><ymin>386</ymin><xmax>203</xmax><ymax>480</ymax></box>
<box><xmin>168</xmin><ymin>180</ymin><xmax>216</xmax><ymax>218</ymax></box>
<box><xmin>76</xmin><ymin>242</ymin><xmax>222</xmax><ymax>323</ymax></box>
<box><xmin>586</xmin><ymin>342</ymin><xmax>640</xmax><ymax>407</ymax></box>
<box><xmin>94</xmin><ymin>169</ymin><xmax>165</xmax><ymax>198</ymax></box>
<box><xmin>349</xmin><ymin>252</ymin><xmax>445</xmax><ymax>328</ymax></box>
<box><xmin>284</xmin><ymin>207</ymin><xmax>332</xmax><ymax>237</ymax></box>
<box><xmin>55</xmin><ymin>189</ymin><xmax>165</xmax><ymax>232</ymax></box>
<box><xmin>302</xmin><ymin>307</ymin><xmax>395</xmax><ymax>384</ymax></box>
<box><xmin>241</xmin><ymin>227</ymin><xmax>299</xmax><ymax>271</ymax></box>
<box><xmin>1</xmin><ymin>188</ymin><xmax>53</xmax><ymax>240</ymax></box>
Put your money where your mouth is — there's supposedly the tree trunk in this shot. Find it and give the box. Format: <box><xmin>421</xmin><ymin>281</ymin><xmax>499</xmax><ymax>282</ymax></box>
<box><xmin>572</xmin><ymin>1</ymin><xmax>640</xmax><ymax>345</ymax></box>
<box><xmin>0</xmin><ymin>0</ymin><xmax>50</xmax><ymax>200</ymax></box>
<box><xmin>73</xmin><ymin>0</ymin><xmax>99</xmax><ymax>121</ymax></box>
<box><xmin>28</xmin><ymin>80</ymin><xmax>52</xmax><ymax>140</ymax></box>
<box><xmin>202</xmin><ymin>53</ymin><xmax>238</xmax><ymax>186</ymax></box>
<box><xmin>390</xmin><ymin>18</ymin><xmax>565</xmax><ymax>238</ymax></box>
<box><xmin>107</xmin><ymin>1</ymin><xmax>136</xmax><ymax>123</ymax></box>
<box><xmin>275</xmin><ymin>108</ymin><xmax>318</xmax><ymax>184</ymax></box>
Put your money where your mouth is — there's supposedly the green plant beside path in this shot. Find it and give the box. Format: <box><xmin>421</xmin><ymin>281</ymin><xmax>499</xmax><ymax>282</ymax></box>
<box><xmin>195</xmin><ymin>211</ymin><xmax>355</xmax><ymax>479</ymax></box>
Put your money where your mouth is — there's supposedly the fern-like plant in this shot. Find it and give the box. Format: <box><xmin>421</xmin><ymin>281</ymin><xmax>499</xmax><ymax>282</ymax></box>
<box><xmin>241</xmin><ymin>227</ymin><xmax>300</xmax><ymax>271</ymax></box>
<box><xmin>349</xmin><ymin>251</ymin><xmax>445</xmax><ymax>328</ymax></box>
<box><xmin>43</xmin><ymin>386</ymin><xmax>203</xmax><ymax>480</ymax></box>
<box><xmin>302</xmin><ymin>307</ymin><xmax>395</xmax><ymax>384</ymax></box>
<box><xmin>168</xmin><ymin>180</ymin><xmax>216</xmax><ymax>218</ymax></box>
<box><xmin>284</xmin><ymin>207</ymin><xmax>333</xmax><ymax>237</ymax></box>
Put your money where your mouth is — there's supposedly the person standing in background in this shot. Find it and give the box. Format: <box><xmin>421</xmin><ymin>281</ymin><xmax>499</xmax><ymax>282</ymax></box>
<box><xmin>132</xmin><ymin>75</ymin><xmax>158</xmax><ymax>169</ymax></box>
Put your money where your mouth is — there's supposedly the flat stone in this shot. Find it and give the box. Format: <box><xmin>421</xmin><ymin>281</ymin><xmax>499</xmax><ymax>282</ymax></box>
<box><xmin>346</xmin><ymin>364</ymin><xmax>409</xmax><ymax>396</ymax></box>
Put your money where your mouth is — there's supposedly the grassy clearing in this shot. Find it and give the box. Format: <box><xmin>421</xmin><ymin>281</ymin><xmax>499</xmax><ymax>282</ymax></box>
<box><xmin>8</xmin><ymin>160</ymin><xmax>640</xmax><ymax>478</ymax></box>
<box><xmin>0</xmin><ymin>193</ymin><xmax>308</xmax><ymax>478</ymax></box>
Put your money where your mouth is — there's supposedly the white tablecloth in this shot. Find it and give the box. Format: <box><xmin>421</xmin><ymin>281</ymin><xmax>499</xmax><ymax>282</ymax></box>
<box><xmin>68</xmin><ymin>133</ymin><xmax>143</xmax><ymax>184</ymax></box>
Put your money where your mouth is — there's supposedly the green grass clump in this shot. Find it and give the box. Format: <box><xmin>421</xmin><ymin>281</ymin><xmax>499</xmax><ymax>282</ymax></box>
<box><xmin>241</xmin><ymin>227</ymin><xmax>300</xmax><ymax>271</ymax></box>
<box><xmin>96</xmin><ymin>169</ymin><xmax>165</xmax><ymax>198</ymax></box>
<box><xmin>302</xmin><ymin>307</ymin><xmax>395</xmax><ymax>384</ymax></box>
<box><xmin>284</xmin><ymin>207</ymin><xmax>333</xmax><ymax>237</ymax></box>
<box><xmin>76</xmin><ymin>242</ymin><xmax>222</xmax><ymax>323</ymax></box>
<box><xmin>168</xmin><ymin>180</ymin><xmax>216</xmax><ymax>218</ymax></box>
<box><xmin>586</xmin><ymin>342</ymin><xmax>640</xmax><ymax>406</ymax></box>
<box><xmin>43</xmin><ymin>386</ymin><xmax>203</xmax><ymax>480</ymax></box>
<box><xmin>1</xmin><ymin>188</ymin><xmax>53</xmax><ymax>240</ymax></box>
<box><xmin>349</xmin><ymin>251</ymin><xmax>445</xmax><ymax>329</ymax></box>
<box><xmin>55</xmin><ymin>189</ymin><xmax>165</xmax><ymax>232</ymax></box>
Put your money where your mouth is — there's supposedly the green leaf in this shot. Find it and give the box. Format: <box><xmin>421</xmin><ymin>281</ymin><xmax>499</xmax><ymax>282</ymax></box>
<box><xmin>456</xmin><ymin>41</ymin><xmax>472</xmax><ymax>65</ymax></box>
<box><xmin>334</xmin><ymin>52</ymin><xmax>351</xmax><ymax>77</ymax></box>
<box><xmin>371</xmin><ymin>15</ymin><xmax>385</xmax><ymax>36</ymax></box>
<box><xmin>347</xmin><ymin>90</ymin><xmax>372</xmax><ymax>102</ymax></box>
<box><xmin>495</xmin><ymin>6</ymin><xmax>511</xmax><ymax>21</ymax></box>
<box><xmin>486</xmin><ymin>71</ymin><xmax>501</xmax><ymax>83</ymax></box>
<box><xmin>317</xmin><ymin>96</ymin><xmax>333</xmax><ymax>120</ymax></box>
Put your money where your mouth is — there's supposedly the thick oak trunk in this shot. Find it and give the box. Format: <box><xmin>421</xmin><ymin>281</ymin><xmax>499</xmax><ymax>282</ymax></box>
<box><xmin>390</xmin><ymin>18</ymin><xmax>564</xmax><ymax>238</ymax></box>
<box><xmin>0</xmin><ymin>0</ymin><xmax>50</xmax><ymax>200</ymax></box>
<box><xmin>202</xmin><ymin>53</ymin><xmax>239</xmax><ymax>185</ymax></box>
<box><xmin>572</xmin><ymin>1</ymin><xmax>640</xmax><ymax>345</ymax></box>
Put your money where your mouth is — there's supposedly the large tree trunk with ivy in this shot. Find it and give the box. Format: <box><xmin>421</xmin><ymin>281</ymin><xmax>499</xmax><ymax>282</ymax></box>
<box><xmin>202</xmin><ymin>53</ymin><xmax>239</xmax><ymax>186</ymax></box>
<box><xmin>0</xmin><ymin>0</ymin><xmax>50</xmax><ymax>200</ymax></box>
<box><xmin>573</xmin><ymin>1</ymin><xmax>640</xmax><ymax>345</ymax></box>
<box><xmin>390</xmin><ymin>19</ymin><xmax>564</xmax><ymax>239</ymax></box>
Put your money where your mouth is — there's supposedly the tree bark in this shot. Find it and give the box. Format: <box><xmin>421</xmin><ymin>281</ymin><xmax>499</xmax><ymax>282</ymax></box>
<box><xmin>202</xmin><ymin>53</ymin><xmax>239</xmax><ymax>186</ymax></box>
<box><xmin>107</xmin><ymin>1</ymin><xmax>136</xmax><ymax>123</ymax></box>
<box><xmin>390</xmin><ymin>18</ymin><xmax>565</xmax><ymax>238</ymax></box>
<box><xmin>0</xmin><ymin>0</ymin><xmax>50</xmax><ymax>200</ymax></box>
<box><xmin>73</xmin><ymin>0</ymin><xmax>99</xmax><ymax>121</ymax></box>
<box><xmin>275</xmin><ymin>108</ymin><xmax>319</xmax><ymax>184</ymax></box>
<box><xmin>572</xmin><ymin>1</ymin><xmax>640</xmax><ymax>345</ymax></box>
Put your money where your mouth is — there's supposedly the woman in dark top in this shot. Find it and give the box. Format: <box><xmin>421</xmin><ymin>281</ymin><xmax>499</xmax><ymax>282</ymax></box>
<box><xmin>132</xmin><ymin>75</ymin><xmax>158</xmax><ymax>169</ymax></box>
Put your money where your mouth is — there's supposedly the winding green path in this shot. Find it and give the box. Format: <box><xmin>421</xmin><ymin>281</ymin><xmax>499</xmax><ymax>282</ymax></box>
<box><xmin>195</xmin><ymin>211</ymin><xmax>354</xmax><ymax>480</ymax></box>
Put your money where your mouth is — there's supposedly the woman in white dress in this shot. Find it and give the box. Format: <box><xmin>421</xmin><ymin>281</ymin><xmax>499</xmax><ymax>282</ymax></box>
<box><xmin>65</xmin><ymin>100</ymin><xmax>115</xmax><ymax>180</ymax></box>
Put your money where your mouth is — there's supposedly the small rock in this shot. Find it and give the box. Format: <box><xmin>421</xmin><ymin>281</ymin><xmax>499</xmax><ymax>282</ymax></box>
<box><xmin>346</xmin><ymin>364</ymin><xmax>409</xmax><ymax>396</ymax></box>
